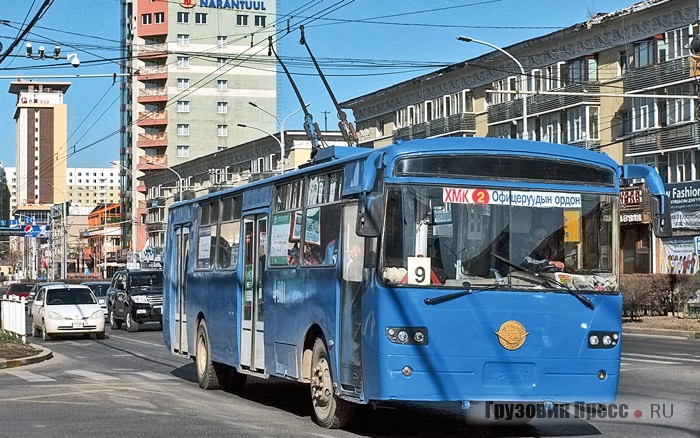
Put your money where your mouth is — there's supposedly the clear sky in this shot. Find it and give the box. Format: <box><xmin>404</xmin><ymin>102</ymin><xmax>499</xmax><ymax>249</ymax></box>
<box><xmin>0</xmin><ymin>0</ymin><xmax>637</xmax><ymax>168</ymax></box>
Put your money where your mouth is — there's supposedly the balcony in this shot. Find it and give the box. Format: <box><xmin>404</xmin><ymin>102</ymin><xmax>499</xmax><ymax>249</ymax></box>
<box><xmin>394</xmin><ymin>113</ymin><xmax>476</xmax><ymax>141</ymax></box>
<box><xmin>136</xmin><ymin>43</ymin><xmax>167</xmax><ymax>59</ymax></box>
<box><xmin>146</xmin><ymin>221</ymin><xmax>166</xmax><ymax>233</ymax></box>
<box><xmin>623</xmin><ymin>122</ymin><xmax>700</xmax><ymax>156</ymax></box>
<box><xmin>624</xmin><ymin>57</ymin><xmax>689</xmax><ymax>92</ymax></box>
<box><xmin>137</xmin><ymin>154</ymin><xmax>168</xmax><ymax>171</ymax></box>
<box><xmin>136</xmin><ymin>183</ymin><xmax>147</xmax><ymax>194</ymax></box>
<box><xmin>136</xmin><ymin>132</ymin><xmax>167</xmax><ymax>148</ymax></box>
<box><xmin>137</xmin><ymin>87</ymin><xmax>167</xmax><ymax>104</ymax></box>
<box><xmin>136</xmin><ymin>65</ymin><xmax>167</xmax><ymax>81</ymax></box>
<box><xmin>137</xmin><ymin>110</ymin><xmax>168</xmax><ymax>127</ymax></box>
<box><xmin>488</xmin><ymin>83</ymin><xmax>600</xmax><ymax>123</ymax></box>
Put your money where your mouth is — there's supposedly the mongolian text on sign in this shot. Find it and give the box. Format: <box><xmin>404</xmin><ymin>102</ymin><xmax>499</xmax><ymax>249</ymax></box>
<box><xmin>443</xmin><ymin>188</ymin><xmax>581</xmax><ymax>208</ymax></box>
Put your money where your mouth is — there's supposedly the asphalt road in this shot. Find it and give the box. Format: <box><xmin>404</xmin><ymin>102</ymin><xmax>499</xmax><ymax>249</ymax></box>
<box><xmin>0</xmin><ymin>323</ymin><xmax>698</xmax><ymax>438</ymax></box>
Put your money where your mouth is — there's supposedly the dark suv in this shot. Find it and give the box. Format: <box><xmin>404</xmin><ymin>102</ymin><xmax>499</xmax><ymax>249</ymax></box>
<box><xmin>107</xmin><ymin>269</ymin><xmax>163</xmax><ymax>332</ymax></box>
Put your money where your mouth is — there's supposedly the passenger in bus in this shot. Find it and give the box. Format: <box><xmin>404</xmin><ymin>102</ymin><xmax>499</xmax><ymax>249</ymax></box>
<box><xmin>522</xmin><ymin>226</ymin><xmax>564</xmax><ymax>272</ymax></box>
<box><xmin>303</xmin><ymin>245</ymin><xmax>322</xmax><ymax>265</ymax></box>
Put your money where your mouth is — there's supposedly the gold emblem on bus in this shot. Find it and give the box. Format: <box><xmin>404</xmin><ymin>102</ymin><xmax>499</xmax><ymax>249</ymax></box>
<box><xmin>495</xmin><ymin>320</ymin><xmax>529</xmax><ymax>350</ymax></box>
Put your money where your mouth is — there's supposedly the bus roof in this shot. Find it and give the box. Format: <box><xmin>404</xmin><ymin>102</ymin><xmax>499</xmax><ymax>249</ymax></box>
<box><xmin>172</xmin><ymin>137</ymin><xmax>619</xmax><ymax>208</ymax></box>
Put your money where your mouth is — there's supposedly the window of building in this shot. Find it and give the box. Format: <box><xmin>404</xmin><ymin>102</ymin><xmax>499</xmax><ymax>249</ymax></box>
<box><xmin>177</xmin><ymin>56</ymin><xmax>189</xmax><ymax>68</ymax></box>
<box><xmin>217</xmin><ymin>125</ymin><xmax>228</xmax><ymax>137</ymax></box>
<box><xmin>177</xmin><ymin>100</ymin><xmax>190</xmax><ymax>113</ymax></box>
<box><xmin>667</xmin><ymin>150</ymin><xmax>694</xmax><ymax>183</ymax></box>
<box><xmin>195</xmin><ymin>12</ymin><xmax>207</xmax><ymax>24</ymax></box>
<box><xmin>568</xmin><ymin>56</ymin><xmax>597</xmax><ymax>83</ymax></box>
<box><xmin>237</xmin><ymin>14</ymin><xmax>248</xmax><ymax>25</ymax></box>
<box><xmin>588</xmin><ymin>106</ymin><xmax>599</xmax><ymax>140</ymax></box>
<box><xmin>177</xmin><ymin>78</ymin><xmax>190</xmax><ymax>90</ymax></box>
<box><xmin>255</xmin><ymin>15</ymin><xmax>266</xmax><ymax>27</ymax></box>
<box><xmin>177</xmin><ymin>34</ymin><xmax>190</xmax><ymax>46</ymax></box>
<box><xmin>540</xmin><ymin>113</ymin><xmax>561</xmax><ymax>143</ymax></box>
<box><xmin>666</xmin><ymin>84</ymin><xmax>694</xmax><ymax>125</ymax></box>
<box><xmin>618</xmin><ymin>51</ymin><xmax>628</xmax><ymax>76</ymax></box>
<box><xmin>217</xmin><ymin>36</ymin><xmax>227</xmax><ymax>47</ymax></box>
<box><xmin>154</xmin><ymin>12</ymin><xmax>165</xmax><ymax>24</ymax></box>
<box><xmin>217</xmin><ymin>58</ymin><xmax>227</xmax><ymax>69</ymax></box>
<box><xmin>217</xmin><ymin>79</ymin><xmax>228</xmax><ymax>91</ymax></box>
<box><xmin>142</xmin><ymin>14</ymin><xmax>152</xmax><ymax>25</ymax></box>
<box><xmin>567</xmin><ymin>106</ymin><xmax>585</xmax><ymax>142</ymax></box>
<box><xmin>177</xmin><ymin>12</ymin><xmax>189</xmax><ymax>23</ymax></box>
<box><xmin>633</xmin><ymin>40</ymin><xmax>654</xmax><ymax>68</ymax></box>
<box><xmin>177</xmin><ymin>124</ymin><xmax>190</xmax><ymax>136</ymax></box>
<box><xmin>667</xmin><ymin>26</ymin><xmax>690</xmax><ymax>60</ymax></box>
<box><xmin>177</xmin><ymin>145</ymin><xmax>190</xmax><ymax>158</ymax></box>
<box><xmin>632</xmin><ymin>97</ymin><xmax>656</xmax><ymax>131</ymax></box>
<box><xmin>217</xmin><ymin>101</ymin><xmax>228</xmax><ymax>114</ymax></box>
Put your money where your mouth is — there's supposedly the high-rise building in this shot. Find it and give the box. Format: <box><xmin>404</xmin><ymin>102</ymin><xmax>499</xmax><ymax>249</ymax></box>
<box><xmin>8</xmin><ymin>81</ymin><xmax>70</xmax><ymax>207</ymax></box>
<box><xmin>120</xmin><ymin>0</ymin><xmax>277</xmax><ymax>253</ymax></box>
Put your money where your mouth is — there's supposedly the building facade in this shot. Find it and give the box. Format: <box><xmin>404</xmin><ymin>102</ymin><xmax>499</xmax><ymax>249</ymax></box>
<box><xmin>120</xmin><ymin>0</ymin><xmax>278</xmax><ymax>255</ymax></box>
<box><xmin>340</xmin><ymin>0</ymin><xmax>700</xmax><ymax>275</ymax></box>
<box><xmin>8</xmin><ymin>81</ymin><xmax>70</xmax><ymax>208</ymax></box>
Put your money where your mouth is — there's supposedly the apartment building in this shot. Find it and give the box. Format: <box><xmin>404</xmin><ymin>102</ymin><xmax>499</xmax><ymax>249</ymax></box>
<box><xmin>120</xmin><ymin>0</ymin><xmax>277</xmax><ymax>253</ymax></box>
<box><xmin>4</xmin><ymin>167</ymin><xmax>120</xmax><ymax>210</ymax></box>
<box><xmin>340</xmin><ymin>0</ymin><xmax>700</xmax><ymax>274</ymax></box>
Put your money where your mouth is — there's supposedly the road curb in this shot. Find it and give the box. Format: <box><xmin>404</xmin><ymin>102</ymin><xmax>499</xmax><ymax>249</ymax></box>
<box><xmin>0</xmin><ymin>343</ymin><xmax>53</xmax><ymax>369</ymax></box>
<box><xmin>622</xmin><ymin>326</ymin><xmax>700</xmax><ymax>340</ymax></box>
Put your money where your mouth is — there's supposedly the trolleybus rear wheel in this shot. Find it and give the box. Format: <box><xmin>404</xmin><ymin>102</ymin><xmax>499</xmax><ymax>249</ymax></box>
<box><xmin>310</xmin><ymin>338</ymin><xmax>356</xmax><ymax>428</ymax></box>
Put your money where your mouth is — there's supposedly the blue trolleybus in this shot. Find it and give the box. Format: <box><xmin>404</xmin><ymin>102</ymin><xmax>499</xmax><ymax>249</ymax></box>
<box><xmin>163</xmin><ymin>137</ymin><xmax>671</xmax><ymax>428</ymax></box>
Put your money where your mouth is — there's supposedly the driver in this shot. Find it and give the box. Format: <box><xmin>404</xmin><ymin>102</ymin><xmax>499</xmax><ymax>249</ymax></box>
<box><xmin>522</xmin><ymin>226</ymin><xmax>564</xmax><ymax>271</ymax></box>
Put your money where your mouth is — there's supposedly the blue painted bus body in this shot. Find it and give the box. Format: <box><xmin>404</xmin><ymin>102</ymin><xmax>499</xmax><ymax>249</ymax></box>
<box><xmin>163</xmin><ymin>137</ymin><xmax>638</xmax><ymax>409</ymax></box>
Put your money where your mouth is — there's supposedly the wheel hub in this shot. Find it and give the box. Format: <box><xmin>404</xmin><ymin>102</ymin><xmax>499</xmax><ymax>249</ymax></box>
<box><xmin>311</xmin><ymin>358</ymin><xmax>332</xmax><ymax>407</ymax></box>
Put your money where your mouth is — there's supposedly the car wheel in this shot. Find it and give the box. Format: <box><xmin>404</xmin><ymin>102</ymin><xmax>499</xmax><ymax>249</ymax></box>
<box><xmin>125</xmin><ymin>310</ymin><xmax>139</xmax><ymax>333</ymax></box>
<box><xmin>41</xmin><ymin>322</ymin><xmax>51</xmax><ymax>341</ymax></box>
<box><xmin>310</xmin><ymin>338</ymin><xmax>356</xmax><ymax>429</ymax></box>
<box><xmin>109</xmin><ymin>308</ymin><xmax>122</xmax><ymax>330</ymax></box>
<box><xmin>96</xmin><ymin>331</ymin><xmax>106</xmax><ymax>339</ymax></box>
<box><xmin>195</xmin><ymin>320</ymin><xmax>221</xmax><ymax>390</ymax></box>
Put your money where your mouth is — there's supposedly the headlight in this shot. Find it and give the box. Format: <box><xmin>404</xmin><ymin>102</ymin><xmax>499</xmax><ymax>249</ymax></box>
<box><xmin>47</xmin><ymin>311</ymin><xmax>65</xmax><ymax>320</ymax></box>
<box><xmin>131</xmin><ymin>295</ymin><xmax>149</xmax><ymax>304</ymax></box>
<box><xmin>98</xmin><ymin>298</ymin><xmax>106</xmax><ymax>305</ymax></box>
<box><xmin>386</xmin><ymin>326</ymin><xmax>428</xmax><ymax>345</ymax></box>
<box><xmin>90</xmin><ymin>310</ymin><xmax>104</xmax><ymax>319</ymax></box>
<box><xmin>588</xmin><ymin>331</ymin><xmax>619</xmax><ymax>349</ymax></box>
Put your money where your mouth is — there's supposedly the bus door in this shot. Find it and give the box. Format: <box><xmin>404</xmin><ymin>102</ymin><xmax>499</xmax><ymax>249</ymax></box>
<box><xmin>241</xmin><ymin>215</ymin><xmax>267</xmax><ymax>372</ymax></box>
<box><xmin>338</xmin><ymin>202</ymin><xmax>364</xmax><ymax>396</ymax></box>
<box><xmin>173</xmin><ymin>225</ymin><xmax>189</xmax><ymax>356</ymax></box>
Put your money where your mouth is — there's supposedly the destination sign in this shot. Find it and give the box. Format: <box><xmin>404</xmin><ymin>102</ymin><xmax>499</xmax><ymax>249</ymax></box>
<box><xmin>442</xmin><ymin>188</ymin><xmax>581</xmax><ymax>208</ymax></box>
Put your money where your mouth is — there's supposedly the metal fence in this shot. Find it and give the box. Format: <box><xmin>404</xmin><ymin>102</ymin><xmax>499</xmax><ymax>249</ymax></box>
<box><xmin>0</xmin><ymin>295</ymin><xmax>27</xmax><ymax>343</ymax></box>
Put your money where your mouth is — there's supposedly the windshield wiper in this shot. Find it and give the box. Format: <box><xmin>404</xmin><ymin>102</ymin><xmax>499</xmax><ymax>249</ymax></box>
<box><xmin>424</xmin><ymin>284</ymin><xmax>505</xmax><ymax>305</ymax></box>
<box><xmin>490</xmin><ymin>252</ymin><xmax>595</xmax><ymax>310</ymax></box>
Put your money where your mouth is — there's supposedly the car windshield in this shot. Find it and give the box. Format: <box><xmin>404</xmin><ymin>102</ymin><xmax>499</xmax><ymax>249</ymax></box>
<box><xmin>10</xmin><ymin>284</ymin><xmax>33</xmax><ymax>292</ymax></box>
<box><xmin>129</xmin><ymin>273</ymin><xmax>163</xmax><ymax>288</ymax></box>
<box><xmin>380</xmin><ymin>184</ymin><xmax>617</xmax><ymax>292</ymax></box>
<box><xmin>46</xmin><ymin>289</ymin><xmax>96</xmax><ymax>305</ymax></box>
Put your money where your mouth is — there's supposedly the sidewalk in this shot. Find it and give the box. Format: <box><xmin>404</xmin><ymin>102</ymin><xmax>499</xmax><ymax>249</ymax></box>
<box><xmin>0</xmin><ymin>343</ymin><xmax>53</xmax><ymax>369</ymax></box>
<box><xmin>622</xmin><ymin>326</ymin><xmax>700</xmax><ymax>340</ymax></box>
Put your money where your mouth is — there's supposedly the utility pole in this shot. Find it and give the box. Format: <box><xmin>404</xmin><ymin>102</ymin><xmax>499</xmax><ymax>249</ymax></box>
<box><xmin>321</xmin><ymin>110</ymin><xmax>330</xmax><ymax>131</ymax></box>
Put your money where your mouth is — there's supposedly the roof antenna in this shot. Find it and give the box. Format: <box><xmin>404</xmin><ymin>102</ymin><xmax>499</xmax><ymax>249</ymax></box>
<box><xmin>299</xmin><ymin>25</ymin><xmax>358</xmax><ymax>147</ymax></box>
<box><xmin>268</xmin><ymin>36</ymin><xmax>325</xmax><ymax>159</ymax></box>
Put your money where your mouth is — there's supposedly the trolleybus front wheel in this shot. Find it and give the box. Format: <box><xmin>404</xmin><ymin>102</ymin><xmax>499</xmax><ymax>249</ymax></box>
<box><xmin>196</xmin><ymin>320</ymin><xmax>221</xmax><ymax>390</ymax></box>
<box><xmin>310</xmin><ymin>338</ymin><xmax>356</xmax><ymax>429</ymax></box>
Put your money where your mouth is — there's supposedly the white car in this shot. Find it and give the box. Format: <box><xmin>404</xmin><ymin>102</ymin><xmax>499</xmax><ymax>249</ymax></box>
<box><xmin>31</xmin><ymin>284</ymin><xmax>106</xmax><ymax>340</ymax></box>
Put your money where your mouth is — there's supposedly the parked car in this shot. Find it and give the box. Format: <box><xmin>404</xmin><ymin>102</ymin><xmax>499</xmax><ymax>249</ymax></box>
<box><xmin>31</xmin><ymin>284</ymin><xmax>106</xmax><ymax>340</ymax></box>
<box><xmin>107</xmin><ymin>269</ymin><xmax>163</xmax><ymax>332</ymax></box>
<box><xmin>3</xmin><ymin>282</ymin><xmax>34</xmax><ymax>300</ymax></box>
<box><xmin>27</xmin><ymin>282</ymin><xmax>65</xmax><ymax>316</ymax></box>
<box><xmin>81</xmin><ymin>281</ymin><xmax>111</xmax><ymax>319</ymax></box>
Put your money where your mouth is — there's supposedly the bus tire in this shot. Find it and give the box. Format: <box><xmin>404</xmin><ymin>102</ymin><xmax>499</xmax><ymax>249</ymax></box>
<box><xmin>310</xmin><ymin>338</ymin><xmax>356</xmax><ymax>429</ymax></box>
<box><xmin>195</xmin><ymin>320</ymin><xmax>220</xmax><ymax>390</ymax></box>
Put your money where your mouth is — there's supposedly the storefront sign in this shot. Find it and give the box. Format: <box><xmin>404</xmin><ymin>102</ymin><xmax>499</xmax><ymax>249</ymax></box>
<box><xmin>195</xmin><ymin>0</ymin><xmax>266</xmax><ymax>10</ymax></box>
<box><xmin>620</xmin><ymin>187</ymin><xmax>643</xmax><ymax>205</ymax></box>
<box><xmin>620</xmin><ymin>213</ymin><xmax>643</xmax><ymax>223</ymax></box>
<box><xmin>665</xmin><ymin>181</ymin><xmax>700</xmax><ymax>230</ymax></box>
<box><xmin>660</xmin><ymin>237</ymin><xmax>700</xmax><ymax>275</ymax></box>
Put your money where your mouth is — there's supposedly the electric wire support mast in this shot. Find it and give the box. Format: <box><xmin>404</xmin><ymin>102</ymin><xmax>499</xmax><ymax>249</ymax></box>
<box><xmin>299</xmin><ymin>25</ymin><xmax>359</xmax><ymax>147</ymax></box>
<box><xmin>268</xmin><ymin>36</ymin><xmax>326</xmax><ymax>159</ymax></box>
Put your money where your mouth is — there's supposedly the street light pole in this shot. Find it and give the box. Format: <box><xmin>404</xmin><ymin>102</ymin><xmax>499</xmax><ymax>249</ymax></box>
<box><xmin>457</xmin><ymin>36</ymin><xmax>528</xmax><ymax>140</ymax></box>
<box><xmin>237</xmin><ymin>123</ymin><xmax>285</xmax><ymax>174</ymax></box>
<box><xmin>248</xmin><ymin>102</ymin><xmax>307</xmax><ymax>173</ymax></box>
<box><xmin>48</xmin><ymin>183</ymin><xmax>68</xmax><ymax>280</ymax></box>
<box><xmin>147</xmin><ymin>161</ymin><xmax>182</xmax><ymax>201</ymax></box>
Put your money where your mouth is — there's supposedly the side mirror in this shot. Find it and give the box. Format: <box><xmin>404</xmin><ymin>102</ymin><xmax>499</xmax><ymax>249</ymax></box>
<box><xmin>651</xmin><ymin>195</ymin><xmax>673</xmax><ymax>237</ymax></box>
<box><xmin>356</xmin><ymin>192</ymin><xmax>383</xmax><ymax>237</ymax></box>
<box><xmin>34</xmin><ymin>300</ymin><xmax>44</xmax><ymax>307</ymax></box>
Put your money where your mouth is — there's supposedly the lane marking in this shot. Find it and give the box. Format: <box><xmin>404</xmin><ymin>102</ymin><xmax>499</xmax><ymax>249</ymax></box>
<box><xmin>620</xmin><ymin>357</ymin><xmax>682</xmax><ymax>365</ymax></box>
<box><xmin>133</xmin><ymin>371</ymin><xmax>178</xmax><ymax>380</ymax></box>
<box><xmin>4</xmin><ymin>370</ymin><xmax>56</xmax><ymax>382</ymax></box>
<box><xmin>107</xmin><ymin>334</ymin><xmax>164</xmax><ymax>347</ymax></box>
<box><xmin>623</xmin><ymin>352</ymin><xmax>700</xmax><ymax>363</ymax></box>
<box><xmin>65</xmin><ymin>370</ymin><xmax>119</xmax><ymax>381</ymax></box>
